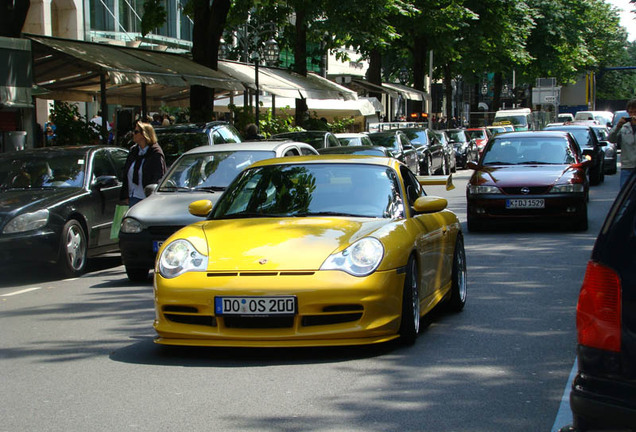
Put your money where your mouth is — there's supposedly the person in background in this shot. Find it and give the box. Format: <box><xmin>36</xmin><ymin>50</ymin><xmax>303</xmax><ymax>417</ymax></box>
<box><xmin>244</xmin><ymin>123</ymin><xmax>264</xmax><ymax>141</ymax></box>
<box><xmin>120</xmin><ymin>121</ymin><xmax>167</xmax><ymax>207</ymax></box>
<box><xmin>609</xmin><ymin>98</ymin><xmax>636</xmax><ymax>189</ymax></box>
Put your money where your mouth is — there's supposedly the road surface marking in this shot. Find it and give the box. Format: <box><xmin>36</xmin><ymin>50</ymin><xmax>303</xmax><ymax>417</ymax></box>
<box><xmin>1</xmin><ymin>287</ymin><xmax>42</xmax><ymax>297</ymax></box>
<box><xmin>551</xmin><ymin>359</ymin><xmax>577</xmax><ymax>431</ymax></box>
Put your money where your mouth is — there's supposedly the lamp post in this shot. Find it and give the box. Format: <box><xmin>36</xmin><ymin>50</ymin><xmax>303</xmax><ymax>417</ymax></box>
<box><xmin>220</xmin><ymin>22</ymin><xmax>279</xmax><ymax>126</ymax></box>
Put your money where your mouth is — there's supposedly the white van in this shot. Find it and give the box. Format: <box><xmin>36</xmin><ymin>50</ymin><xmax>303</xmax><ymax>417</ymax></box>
<box><xmin>574</xmin><ymin>110</ymin><xmax>613</xmax><ymax>127</ymax></box>
<box><xmin>493</xmin><ymin>108</ymin><xmax>533</xmax><ymax>131</ymax></box>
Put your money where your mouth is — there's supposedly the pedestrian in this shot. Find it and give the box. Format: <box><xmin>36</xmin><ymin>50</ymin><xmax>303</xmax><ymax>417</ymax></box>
<box><xmin>244</xmin><ymin>123</ymin><xmax>264</xmax><ymax>141</ymax></box>
<box><xmin>608</xmin><ymin>98</ymin><xmax>636</xmax><ymax>189</ymax></box>
<box><xmin>120</xmin><ymin>121</ymin><xmax>167</xmax><ymax>207</ymax></box>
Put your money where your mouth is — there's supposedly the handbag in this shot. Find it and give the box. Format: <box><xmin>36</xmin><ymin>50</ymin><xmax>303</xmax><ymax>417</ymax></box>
<box><xmin>110</xmin><ymin>204</ymin><xmax>129</xmax><ymax>240</ymax></box>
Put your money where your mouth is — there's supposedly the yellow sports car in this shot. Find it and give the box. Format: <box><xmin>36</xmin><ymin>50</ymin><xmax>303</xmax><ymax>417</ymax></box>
<box><xmin>153</xmin><ymin>155</ymin><xmax>466</xmax><ymax>347</ymax></box>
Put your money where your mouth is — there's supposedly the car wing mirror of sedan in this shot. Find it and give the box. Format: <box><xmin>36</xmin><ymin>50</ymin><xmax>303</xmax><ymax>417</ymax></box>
<box><xmin>92</xmin><ymin>175</ymin><xmax>119</xmax><ymax>189</ymax></box>
<box><xmin>418</xmin><ymin>174</ymin><xmax>455</xmax><ymax>191</ymax></box>
<box><xmin>144</xmin><ymin>183</ymin><xmax>158</xmax><ymax>196</ymax></box>
<box><xmin>466</xmin><ymin>161</ymin><xmax>480</xmax><ymax>170</ymax></box>
<box><xmin>412</xmin><ymin>196</ymin><xmax>448</xmax><ymax>214</ymax></box>
<box><xmin>189</xmin><ymin>199</ymin><xmax>213</xmax><ymax>217</ymax></box>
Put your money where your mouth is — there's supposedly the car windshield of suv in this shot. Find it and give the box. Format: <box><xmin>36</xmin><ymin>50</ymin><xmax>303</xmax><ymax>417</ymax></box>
<box><xmin>0</xmin><ymin>152</ymin><xmax>86</xmax><ymax>189</ymax></box>
<box><xmin>482</xmin><ymin>137</ymin><xmax>574</xmax><ymax>166</ymax></box>
<box><xmin>368</xmin><ymin>133</ymin><xmax>399</xmax><ymax>150</ymax></box>
<box><xmin>211</xmin><ymin>163</ymin><xmax>404</xmax><ymax>220</ymax></box>
<box><xmin>274</xmin><ymin>132</ymin><xmax>326</xmax><ymax>149</ymax></box>
<box><xmin>158</xmin><ymin>150</ymin><xmax>274</xmax><ymax>192</ymax></box>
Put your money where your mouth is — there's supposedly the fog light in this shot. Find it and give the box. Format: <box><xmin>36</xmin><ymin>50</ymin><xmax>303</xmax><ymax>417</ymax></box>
<box><xmin>566</xmin><ymin>206</ymin><xmax>577</xmax><ymax>213</ymax></box>
<box><xmin>476</xmin><ymin>208</ymin><xmax>486</xmax><ymax>215</ymax></box>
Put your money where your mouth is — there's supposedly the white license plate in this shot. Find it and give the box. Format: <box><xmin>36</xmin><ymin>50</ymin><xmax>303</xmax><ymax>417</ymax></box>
<box><xmin>215</xmin><ymin>296</ymin><xmax>297</xmax><ymax>316</ymax></box>
<box><xmin>506</xmin><ymin>199</ymin><xmax>545</xmax><ymax>209</ymax></box>
<box><xmin>152</xmin><ymin>241</ymin><xmax>164</xmax><ymax>252</ymax></box>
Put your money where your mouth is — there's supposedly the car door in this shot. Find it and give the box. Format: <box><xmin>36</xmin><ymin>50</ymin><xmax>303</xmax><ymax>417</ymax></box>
<box><xmin>400</xmin><ymin>166</ymin><xmax>448</xmax><ymax>310</ymax></box>
<box><xmin>88</xmin><ymin>148</ymin><xmax>125</xmax><ymax>248</ymax></box>
<box><xmin>398</xmin><ymin>132</ymin><xmax>419</xmax><ymax>174</ymax></box>
<box><xmin>426</xmin><ymin>129</ymin><xmax>444</xmax><ymax>171</ymax></box>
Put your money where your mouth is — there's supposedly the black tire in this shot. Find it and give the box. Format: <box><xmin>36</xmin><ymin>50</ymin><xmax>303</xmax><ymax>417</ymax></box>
<box><xmin>447</xmin><ymin>234</ymin><xmax>467</xmax><ymax>312</ymax></box>
<box><xmin>126</xmin><ymin>266</ymin><xmax>150</xmax><ymax>282</ymax></box>
<box><xmin>58</xmin><ymin>219</ymin><xmax>87</xmax><ymax>278</ymax></box>
<box><xmin>399</xmin><ymin>256</ymin><xmax>420</xmax><ymax>345</ymax></box>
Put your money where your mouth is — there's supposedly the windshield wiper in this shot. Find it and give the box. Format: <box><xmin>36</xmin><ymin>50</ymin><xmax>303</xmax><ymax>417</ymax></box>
<box><xmin>484</xmin><ymin>161</ymin><xmax>516</xmax><ymax>165</ymax></box>
<box><xmin>519</xmin><ymin>161</ymin><xmax>545</xmax><ymax>165</ymax></box>
<box><xmin>294</xmin><ymin>211</ymin><xmax>373</xmax><ymax>218</ymax></box>
<box><xmin>193</xmin><ymin>186</ymin><xmax>226</xmax><ymax>192</ymax></box>
<box><xmin>158</xmin><ymin>185</ymin><xmax>191</xmax><ymax>192</ymax></box>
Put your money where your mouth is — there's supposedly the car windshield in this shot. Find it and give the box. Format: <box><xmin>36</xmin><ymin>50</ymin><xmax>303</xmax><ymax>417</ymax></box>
<box><xmin>338</xmin><ymin>137</ymin><xmax>366</xmax><ymax>146</ymax></box>
<box><xmin>494</xmin><ymin>115</ymin><xmax>528</xmax><ymax>127</ymax></box>
<box><xmin>368</xmin><ymin>133</ymin><xmax>399</xmax><ymax>150</ymax></box>
<box><xmin>447</xmin><ymin>131</ymin><xmax>467</xmax><ymax>143</ymax></box>
<box><xmin>466</xmin><ymin>130</ymin><xmax>487</xmax><ymax>140</ymax></box>
<box><xmin>482</xmin><ymin>137</ymin><xmax>575</xmax><ymax>165</ymax></box>
<box><xmin>400</xmin><ymin>130</ymin><xmax>427</xmax><ymax>145</ymax></box>
<box><xmin>156</xmin><ymin>131</ymin><xmax>210</xmax><ymax>165</ymax></box>
<box><xmin>158</xmin><ymin>150</ymin><xmax>275</xmax><ymax>191</ymax></box>
<box><xmin>0</xmin><ymin>152</ymin><xmax>87</xmax><ymax>189</ymax></box>
<box><xmin>211</xmin><ymin>163</ymin><xmax>404</xmax><ymax>220</ymax></box>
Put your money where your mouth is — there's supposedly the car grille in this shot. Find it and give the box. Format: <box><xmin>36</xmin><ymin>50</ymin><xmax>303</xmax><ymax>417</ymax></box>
<box><xmin>501</xmin><ymin>186</ymin><xmax>551</xmax><ymax>195</ymax></box>
<box><xmin>148</xmin><ymin>225</ymin><xmax>183</xmax><ymax>237</ymax></box>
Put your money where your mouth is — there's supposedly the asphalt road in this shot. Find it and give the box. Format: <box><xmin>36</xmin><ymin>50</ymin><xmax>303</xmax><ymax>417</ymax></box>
<box><xmin>0</xmin><ymin>166</ymin><xmax>621</xmax><ymax>432</ymax></box>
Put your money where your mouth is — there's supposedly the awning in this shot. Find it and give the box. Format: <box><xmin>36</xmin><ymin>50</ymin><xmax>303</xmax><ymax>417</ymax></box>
<box><xmin>351</xmin><ymin>79</ymin><xmax>399</xmax><ymax>98</ymax></box>
<box><xmin>26</xmin><ymin>34</ymin><xmax>244</xmax><ymax>106</ymax></box>
<box><xmin>217</xmin><ymin>61</ymin><xmax>358</xmax><ymax>101</ymax></box>
<box><xmin>382</xmin><ymin>82</ymin><xmax>428</xmax><ymax>101</ymax></box>
<box><xmin>214</xmin><ymin>96</ymin><xmax>380</xmax><ymax>117</ymax></box>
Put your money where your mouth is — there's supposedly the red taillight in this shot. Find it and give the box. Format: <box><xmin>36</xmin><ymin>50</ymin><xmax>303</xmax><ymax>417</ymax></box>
<box><xmin>577</xmin><ymin>261</ymin><xmax>622</xmax><ymax>352</ymax></box>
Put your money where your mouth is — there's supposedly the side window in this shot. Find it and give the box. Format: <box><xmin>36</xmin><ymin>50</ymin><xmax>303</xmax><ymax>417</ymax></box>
<box><xmin>211</xmin><ymin>130</ymin><xmax>223</xmax><ymax>144</ymax></box>
<box><xmin>400</xmin><ymin>165</ymin><xmax>424</xmax><ymax>205</ymax></box>
<box><xmin>92</xmin><ymin>149</ymin><xmax>115</xmax><ymax>179</ymax></box>
<box><xmin>300</xmin><ymin>147</ymin><xmax>317</xmax><ymax>156</ymax></box>
<box><xmin>284</xmin><ymin>148</ymin><xmax>300</xmax><ymax>157</ymax></box>
<box><xmin>328</xmin><ymin>135</ymin><xmax>340</xmax><ymax>147</ymax></box>
<box><xmin>109</xmin><ymin>148</ymin><xmax>128</xmax><ymax>180</ymax></box>
<box><xmin>216</xmin><ymin>126</ymin><xmax>242</xmax><ymax>143</ymax></box>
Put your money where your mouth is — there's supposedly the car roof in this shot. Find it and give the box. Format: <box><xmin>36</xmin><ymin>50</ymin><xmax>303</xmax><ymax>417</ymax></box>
<box><xmin>181</xmin><ymin>141</ymin><xmax>314</xmax><ymax>155</ymax></box>
<box><xmin>154</xmin><ymin>121</ymin><xmax>231</xmax><ymax>133</ymax></box>
<box><xmin>493</xmin><ymin>130</ymin><xmax>571</xmax><ymax>138</ymax></box>
<box><xmin>318</xmin><ymin>145</ymin><xmax>389</xmax><ymax>155</ymax></box>
<box><xmin>248</xmin><ymin>154</ymin><xmax>397</xmax><ymax>169</ymax></box>
<box><xmin>334</xmin><ymin>133</ymin><xmax>368</xmax><ymax>137</ymax></box>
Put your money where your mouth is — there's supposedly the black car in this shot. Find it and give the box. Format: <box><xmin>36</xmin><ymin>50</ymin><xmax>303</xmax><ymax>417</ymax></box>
<box><xmin>444</xmin><ymin>128</ymin><xmax>479</xmax><ymax>169</ymax></box>
<box><xmin>570</xmin><ymin>171</ymin><xmax>636</xmax><ymax>430</ymax></box>
<box><xmin>154</xmin><ymin>121</ymin><xmax>243</xmax><ymax>166</ymax></box>
<box><xmin>543</xmin><ymin>124</ymin><xmax>605</xmax><ymax>185</ymax></box>
<box><xmin>271</xmin><ymin>130</ymin><xmax>341</xmax><ymax>149</ymax></box>
<box><xmin>367</xmin><ymin>130</ymin><xmax>420</xmax><ymax>175</ymax></box>
<box><xmin>318</xmin><ymin>145</ymin><xmax>392</xmax><ymax>157</ymax></box>
<box><xmin>0</xmin><ymin>145</ymin><xmax>128</xmax><ymax>277</ymax></box>
<box><xmin>398</xmin><ymin>127</ymin><xmax>446</xmax><ymax>175</ymax></box>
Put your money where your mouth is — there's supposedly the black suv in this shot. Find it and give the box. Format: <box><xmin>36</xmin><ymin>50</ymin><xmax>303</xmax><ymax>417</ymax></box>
<box><xmin>543</xmin><ymin>124</ymin><xmax>605</xmax><ymax>185</ymax></box>
<box><xmin>570</xmin><ymin>171</ymin><xmax>636</xmax><ymax>430</ymax></box>
<box><xmin>154</xmin><ymin>121</ymin><xmax>242</xmax><ymax>166</ymax></box>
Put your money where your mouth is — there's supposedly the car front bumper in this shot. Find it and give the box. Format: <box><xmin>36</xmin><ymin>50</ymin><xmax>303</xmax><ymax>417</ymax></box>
<box><xmin>0</xmin><ymin>228</ymin><xmax>59</xmax><ymax>263</ymax></box>
<box><xmin>467</xmin><ymin>193</ymin><xmax>586</xmax><ymax>222</ymax></box>
<box><xmin>153</xmin><ymin>268</ymin><xmax>406</xmax><ymax>347</ymax></box>
<box><xmin>119</xmin><ymin>226</ymin><xmax>182</xmax><ymax>269</ymax></box>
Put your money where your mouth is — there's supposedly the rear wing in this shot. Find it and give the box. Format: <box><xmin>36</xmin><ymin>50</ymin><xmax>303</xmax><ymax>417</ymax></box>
<box><xmin>417</xmin><ymin>174</ymin><xmax>455</xmax><ymax>191</ymax></box>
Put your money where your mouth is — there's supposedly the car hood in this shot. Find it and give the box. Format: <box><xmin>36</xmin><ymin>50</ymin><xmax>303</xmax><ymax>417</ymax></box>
<box><xmin>199</xmin><ymin>217</ymin><xmax>388</xmax><ymax>271</ymax></box>
<box><xmin>125</xmin><ymin>191</ymin><xmax>224</xmax><ymax>226</ymax></box>
<box><xmin>472</xmin><ymin>165</ymin><xmax>574</xmax><ymax>187</ymax></box>
<box><xmin>0</xmin><ymin>188</ymin><xmax>82</xmax><ymax>218</ymax></box>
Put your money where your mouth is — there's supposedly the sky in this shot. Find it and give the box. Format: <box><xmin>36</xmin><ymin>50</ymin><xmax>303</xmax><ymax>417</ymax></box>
<box><xmin>606</xmin><ymin>0</ymin><xmax>636</xmax><ymax>41</ymax></box>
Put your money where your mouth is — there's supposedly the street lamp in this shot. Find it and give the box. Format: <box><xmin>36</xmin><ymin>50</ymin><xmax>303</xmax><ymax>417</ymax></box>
<box><xmin>220</xmin><ymin>22</ymin><xmax>279</xmax><ymax>126</ymax></box>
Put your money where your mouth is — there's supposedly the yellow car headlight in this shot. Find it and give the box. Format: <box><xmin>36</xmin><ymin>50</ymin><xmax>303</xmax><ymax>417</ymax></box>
<box><xmin>3</xmin><ymin>209</ymin><xmax>49</xmax><ymax>234</ymax></box>
<box><xmin>321</xmin><ymin>237</ymin><xmax>384</xmax><ymax>277</ymax></box>
<box><xmin>158</xmin><ymin>239</ymin><xmax>208</xmax><ymax>278</ymax></box>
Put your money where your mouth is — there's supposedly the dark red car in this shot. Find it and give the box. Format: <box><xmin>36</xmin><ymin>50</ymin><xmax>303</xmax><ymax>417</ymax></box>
<box><xmin>465</xmin><ymin>127</ymin><xmax>492</xmax><ymax>155</ymax></box>
<box><xmin>466</xmin><ymin>131</ymin><xmax>589</xmax><ymax>231</ymax></box>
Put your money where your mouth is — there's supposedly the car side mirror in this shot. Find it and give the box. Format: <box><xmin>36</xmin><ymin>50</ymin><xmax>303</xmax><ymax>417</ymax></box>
<box><xmin>92</xmin><ymin>175</ymin><xmax>118</xmax><ymax>189</ymax></box>
<box><xmin>412</xmin><ymin>196</ymin><xmax>448</xmax><ymax>214</ymax></box>
<box><xmin>466</xmin><ymin>161</ymin><xmax>480</xmax><ymax>170</ymax></box>
<box><xmin>144</xmin><ymin>183</ymin><xmax>158</xmax><ymax>196</ymax></box>
<box><xmin>189</xmin><ymin>199</ymin><xmax>213</xmax><ymax>217</ymax></box>
<box><xmin>599</xmin><ymin>140</ymin><xmax>609</xmax><ymax>147</ymax></box>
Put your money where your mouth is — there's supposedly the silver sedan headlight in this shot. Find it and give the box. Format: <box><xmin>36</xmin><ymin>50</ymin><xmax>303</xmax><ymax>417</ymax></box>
<box><xmin>3</xmin><ymin>209</ymin><xmax>49</xmax><ymax>234</ymax></box>
<box><xmin>468</xmin><ymin>185</ymin><xmax>502</xmax><ymax>195</ymax></box>
<box><xmin>550</xmin><ymin>184</ymin><xmax>585</xmax><ymax>193</ymax></box>
<box><xmin>157</xmin><ymin>239</ymin><xmax>208</xmax><ymax>279</ymax></box>
<box><xmin>120</xmin><ymin>217</ymin><xmax>143</xmax><ymax>234</ymax></box>
<box><xmin>321</xmin><ymin>237</ymin><xmax>384</xmax><ymax>277</ymax></box>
